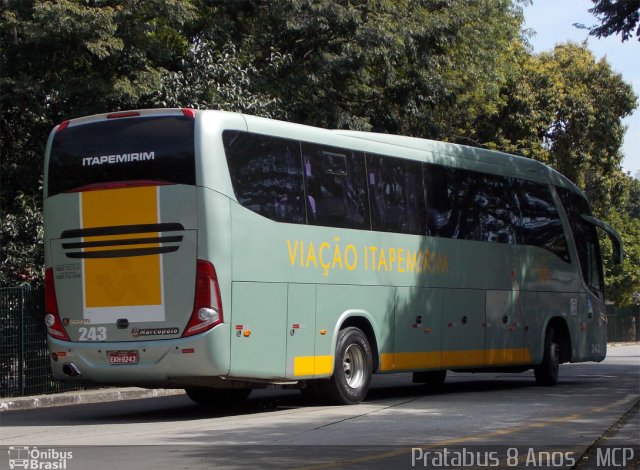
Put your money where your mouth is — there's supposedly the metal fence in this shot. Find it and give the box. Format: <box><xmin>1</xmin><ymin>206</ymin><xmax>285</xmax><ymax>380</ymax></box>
<box><xmin>607</xmin><ymin>304</ymin><xmax>640</xmax><ymax>343</ymax></box>
<box><xmin>0</xmin><ymin>285</ymin><xmax>94</xmax><ymax>398</ymax></box>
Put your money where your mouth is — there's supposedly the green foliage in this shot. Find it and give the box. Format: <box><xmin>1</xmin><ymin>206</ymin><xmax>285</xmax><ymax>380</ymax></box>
<box><xmin>0</xmin><ymin>194</ymin><xmax>43</xmax><ymax>286</ymax></box>
<box><xmin>474</xmin><ymin>42</ymin><xmax>639</xmax><ymax>305</ymax></box>
<box><xmin>601</xmin><ymin>173</ymin><xmax>640</xmax><ymax>306</ymax></box>
<box><xmin>228</xmin><ymin>0</ymin><xmax>525</xmax><ymax>138</ymax></box>
<box><xmin>624</xmin><ymin>175</ymin><xmax>640</xmax><ymax>218</ymax></box>
<box><xmin>602</xmin><ymin>209</ymin><xmax>640</xmax><ymax>306</ymax></box>
<box><xmin>154</xmin><ymin>41</ymin><xmax>290</xmax><ymax>117</ymax></box>
<box><xmin>588</xmin><ymin>0</ymin><xmax>640</xmax><ymax>42</ymax></box>
<box><xmin>1</xmin><ymin>0</ymin><xmax>197</xmax><ymax>286</ymax></box>
<box><xmin>477</xmin><ymin>43</ymin><xmax>637</xmax><ymax>213</ymax></box>
<box><xmin>0</xmin><ymin>0</ymin><xmax>638</xmax><ymax>305</ymax></box>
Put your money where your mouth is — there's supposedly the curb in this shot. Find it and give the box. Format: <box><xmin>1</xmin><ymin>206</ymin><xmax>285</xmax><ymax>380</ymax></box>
<box><xmin>0</xmin><ymin>387</ymin><xmax>185</xmax><ymax>412</ymax></box>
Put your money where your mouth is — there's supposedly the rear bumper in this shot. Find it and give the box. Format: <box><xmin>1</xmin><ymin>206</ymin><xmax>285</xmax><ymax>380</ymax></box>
<box><xmin>47</xmin><ymin>323</ymin><xmax>230</xmax><ymax>387</ymax></box>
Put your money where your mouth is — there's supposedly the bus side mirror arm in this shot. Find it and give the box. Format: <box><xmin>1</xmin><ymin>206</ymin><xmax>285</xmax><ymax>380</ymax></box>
<box><xmin>580</xmin><ymin>214</ymin><xmax>623</xmax><ymax>265</ymax></box>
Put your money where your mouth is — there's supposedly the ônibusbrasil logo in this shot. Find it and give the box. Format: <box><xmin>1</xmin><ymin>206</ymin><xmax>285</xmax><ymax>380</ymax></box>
<box><xmin>8</xmin><ymin>446</ymin><xmax>73</xmax><ymax>469</ymax></box>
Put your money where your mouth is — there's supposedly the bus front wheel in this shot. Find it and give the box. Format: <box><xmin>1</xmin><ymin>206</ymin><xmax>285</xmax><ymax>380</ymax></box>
<box><xmin>534</xmin><ymin>326</ymin><xmax>560</xmax><ymax>386</ymax></box>
<box><xmin>321</xmin><ymin>326</ymin><xmax>373</xmax><ymax>405</ymax></box>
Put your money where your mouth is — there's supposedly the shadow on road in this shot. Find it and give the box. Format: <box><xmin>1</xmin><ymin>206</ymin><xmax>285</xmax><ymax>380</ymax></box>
<box><xmin>0</xmin><ymin>369</ymin><xmax>592</xmax><ymax>427</ymax></box>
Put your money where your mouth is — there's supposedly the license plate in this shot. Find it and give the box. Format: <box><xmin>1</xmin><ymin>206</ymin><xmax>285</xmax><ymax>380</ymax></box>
<box><xmin>107</xmin><ymin>350</ymin><xmax>139</xmax><ymax>365</ymax></box>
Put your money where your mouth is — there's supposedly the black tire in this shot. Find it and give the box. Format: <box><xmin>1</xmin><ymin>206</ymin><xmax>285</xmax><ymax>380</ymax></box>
<box><xmin>534</xmin><ymin>326</ymin><xmax>560</xmax><ymax>386</ymax></box>
<box><xmin>319</xmin><ymin>327</ymin><xmax>373</xmax><ymax>405</ymax></box>
<box><xmin>185</xmin><ymin>387</ymin><xmax>251</xmax><ymax>407</ymax></box>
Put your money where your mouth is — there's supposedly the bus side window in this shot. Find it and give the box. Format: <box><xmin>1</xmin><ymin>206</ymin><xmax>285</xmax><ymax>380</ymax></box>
<box><xmin>516</xmin><ymin>182</ymin><xmax>569</xmax><ymax>262</ymax></box>
<box><xmin>302</xmin><ymin>143</ymin><xmax>369</xmax><ymax>230</ymax></box>
<box><xmin>223</xmin><ymin>131</ymin><xmax>306</xmax><ymax>224</ymax></box>
<box><xmin>367</xmin><ymin>154</ymin><xmax>425</xmax><ymax>235</ymax></box>
<box><xmin>451</xmin><ymin>169</ymin><xmax>482</xmax><ymax>241</ymax></box>
<box><xmin>423</xmin><ymin>164</ymin><xmax>453</xmax><ymax>237</ymax></box>
<box><xmin>474</xmin><ymin>174</ymin><xmax>519</xmax><ymax>244</ymax></box>
<box><xmin>424</xmin><ymin>165</ymin><xmax>480</xmax><ymax>240</ymax></box>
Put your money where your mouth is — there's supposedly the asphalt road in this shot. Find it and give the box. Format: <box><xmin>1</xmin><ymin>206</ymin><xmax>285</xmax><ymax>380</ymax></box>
<box><xmin>1</xmin><ymin>344</ymin><xmax>638</xmax><ymax>470</ymax></box>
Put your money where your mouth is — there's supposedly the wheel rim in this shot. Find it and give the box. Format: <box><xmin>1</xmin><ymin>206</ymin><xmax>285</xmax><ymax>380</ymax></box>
<box><xmin>343</xmin><ymin>343</ymin><xmax>366</xmax><ymax>389</ymax></box>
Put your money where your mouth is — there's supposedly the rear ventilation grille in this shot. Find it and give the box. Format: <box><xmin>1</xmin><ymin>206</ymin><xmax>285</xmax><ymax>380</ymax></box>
<box><xmin>61</xmin><ymin>223</ymin><xmax>184</xmax><ymax>259</ymax></box>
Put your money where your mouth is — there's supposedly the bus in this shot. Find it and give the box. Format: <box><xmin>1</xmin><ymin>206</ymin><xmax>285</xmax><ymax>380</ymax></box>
<box><xmin>43</xmin><ymin>108</ymin><xmax>623</xmax><ymax>405</ymax></box>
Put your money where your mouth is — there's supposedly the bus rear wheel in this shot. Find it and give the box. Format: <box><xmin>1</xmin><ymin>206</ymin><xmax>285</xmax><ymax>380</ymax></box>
<box><xmin>320</xmin><ymin>326</ymin><xmax>373</xmax><ymax>405</ymax></box>
<box><xmin>534</xmin><ymin>326</ymin><xmax>560</xmax><ymax>386</ymax></box>
<box><xmin>185</xmin><ymin>387</ymin><xmax>251</xmax><ymax>407</ymax></box>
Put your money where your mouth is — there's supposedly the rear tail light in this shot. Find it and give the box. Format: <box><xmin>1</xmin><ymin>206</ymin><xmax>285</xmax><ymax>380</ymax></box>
<box><xmin>55</xmin><ymin>120</ymin><xmax>70</xmax><ymax>133</ymax></box>
<box><xmin>181</xmin><ymin>108</ymin><xmax>197</xmax><ymax>119</ymax></box>
<box><xmin>45</xmin><ymin>268</ymin><xmax>70</xmax><ymax>341</ymax></box>
<box><xmin>183</xmin><ymin>260</ymin><xmax>223</xmax><ymax>337</ymax></box>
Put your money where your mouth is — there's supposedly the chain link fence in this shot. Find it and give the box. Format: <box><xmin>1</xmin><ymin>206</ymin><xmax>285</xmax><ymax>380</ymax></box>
<box><xmin>1</xmin><ymin>285</ymin><xmax>95</xmax><ymax>398</ymax></box>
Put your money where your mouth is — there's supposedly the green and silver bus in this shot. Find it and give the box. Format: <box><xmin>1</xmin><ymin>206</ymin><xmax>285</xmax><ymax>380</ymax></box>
<box><xmin>43</xmin><ymin>109</ymin><xmax>623</xmax><ymax>405</ymax></box>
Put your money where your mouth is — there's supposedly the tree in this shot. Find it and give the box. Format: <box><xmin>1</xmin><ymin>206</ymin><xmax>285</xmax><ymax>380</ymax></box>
<box><xmin>0</xmin><ymin>0</ymin><xmax>197</xmax><ymax>286</ymax></box>
<box><xmin>1</xmin><ymin>0</ymin><xmax>638</xmax><ymax>304</ymax></box>
<box><xmin>476</xmin><ymin>43</ymin><xmax>637</xmax><ymax>213</ymax></box>
<box><xmin>473</xmin><ymin>42</ymin><xmax>638</xmax><ymax>305</ymax></box>
<box><xmin>192</xmin><ymin>0</ymin><xmax>526</xmax><ymax>138</ymax></box>
<box><xmin>154</xmin><ymin>40</ymin><xmax>290</xmax><ymax>117</ymax></box>
<box><xmin>0</xmin><ymin>194</ymin><xmax>43</xmax><ymax>285</ymax></box>
<box><xmin>624</xmin><ymin>173</ymin><xmax>640</xmax><ymax>218</ymax></box>
<box><xmin>602</xmin><ymin>210</ymin><xmax>640</xmax><ymax>306</ymax></box>
<box><xmin>604</xmin><ymin>173</ymin><xmax>640</xmax><ymax>306</ymax></box>
<box><xmin>587</xmin><ymin>0</ymin><xmax>640</xmax><ymax>42</ymax></box>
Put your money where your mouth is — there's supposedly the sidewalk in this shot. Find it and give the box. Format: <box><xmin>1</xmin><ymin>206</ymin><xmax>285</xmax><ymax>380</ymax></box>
<box><xmin>0</xmin><ymin>387</ymin><xmax>184</xmax><ymax>412</ymax></box>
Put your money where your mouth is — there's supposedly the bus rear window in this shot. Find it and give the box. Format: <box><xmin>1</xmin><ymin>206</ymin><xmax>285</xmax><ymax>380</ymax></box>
<box><xmin>48</xmin><ymin>116</ymin><xmax>195</xmax><ymax>196</ymax></box>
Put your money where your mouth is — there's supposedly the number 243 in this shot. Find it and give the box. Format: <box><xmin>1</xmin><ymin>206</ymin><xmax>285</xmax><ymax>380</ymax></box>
<box><xmin>78</xmin><ymin>327</ymin><xmax>107</xmax><ymax>341</ymax></box>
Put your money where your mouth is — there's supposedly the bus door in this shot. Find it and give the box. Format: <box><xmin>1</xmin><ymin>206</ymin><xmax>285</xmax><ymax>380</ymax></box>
<box><xmin>556</xmin><ymin>188</ymin><xmax>621</xmax><ymax>361</ymax></box>
<box><xmin>441</xmin><ymin>289</ymin><xmax>485</xmax><ymax>368</ymax></box>
<box><xmin>229</xmin><ymin>282</ymin><xmax>288</xmax><ymax>379</ymax></box>
<box><xmin>485</xmin><ymin>290</ymin><xmax>533</xmax><ymax>366</ymax></box>
<box><xmin>392</xmin><ymin>287</ymin><xmax>442</xmax><ymax>371</ymax></box>
<box><xmin>285</xmin><ymin>284</ymin><xmax>321</xmax><ymax>379</ymax></box>
<box><xmin>573</xmin><ymin>215</ymin><xmax>613</xmax><ymax>361</ymax></box>
<box><xmin>45</xmin><ymin>111</ymin><xmax>198</xmax><ymax>344</ymax></box>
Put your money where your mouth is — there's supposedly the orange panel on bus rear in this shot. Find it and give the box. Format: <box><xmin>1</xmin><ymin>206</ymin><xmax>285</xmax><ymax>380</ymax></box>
<box><xmin>81</xmin><ymin>186</ymin><xmax>162</xmax><ymax>309</ymax></box>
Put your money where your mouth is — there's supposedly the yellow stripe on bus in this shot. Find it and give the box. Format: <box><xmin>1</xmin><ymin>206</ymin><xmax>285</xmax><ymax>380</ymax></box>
<box><xmin>379</xmin><ymin>348</ymin><xmax>532</xmax><ymax>372</ymax></box>
<box><xmin>293</xmin><ymin>355</ymin><xmax>333</xmax><ymax>377</ymax></box>
<box><xmin>485</xmin><ymin>347</ymin><xmax>532</xmax><ymax>365</ymax></box>
<box><xmin>82</xmin><ymin>186</ymin><xmax>162</xmax><ymax>308</ymax></box>
<box><xmin>295</xmin><ymin>348</ymin><xmax>532</xmax><ymax>377</ymax></box>
<box><xmin>392</xmin><ymin>351</ymin><xmax>442</xmax><ymax>370</ymax></box>
<box><xmin>443</xmin><ymin>350</ymin><xmax>486</xmax><ymax>368</ymax></box>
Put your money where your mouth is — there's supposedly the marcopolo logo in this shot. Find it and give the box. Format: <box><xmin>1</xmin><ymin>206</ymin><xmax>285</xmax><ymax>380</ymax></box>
<box><xmin>8</xmin><ymin>446</ymin><xmax>73</xmax><ymax>469</ymax></box>
<box><xmin>82</xmin><ymin>151</ymin><xmax>155</xmax><ymax>167</ymax></box>
<box><xmin>131</xmin><ymin>327</ymin><xmax>180</xmax><ymax>337</ymax></box>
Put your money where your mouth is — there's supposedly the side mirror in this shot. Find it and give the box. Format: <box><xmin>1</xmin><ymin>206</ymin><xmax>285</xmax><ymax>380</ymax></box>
<box><xmin>580</xmin><ymin>215</ymin><xmax>623</xmax><ymax>265</ymax></box>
